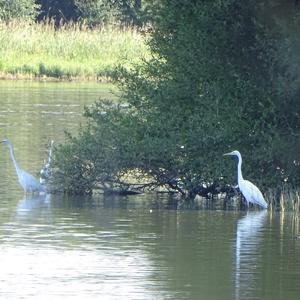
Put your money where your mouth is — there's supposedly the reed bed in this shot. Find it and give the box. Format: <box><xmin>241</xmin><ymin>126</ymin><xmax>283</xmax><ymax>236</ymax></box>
<box><xmin>0</xmin><ymin>20</ymin><xmax>148</xmax><ymax>80</ymax></box>
<box><xmin>265</xmin><ymin>187</ymin><xmax>300</xmax><ymax>212</ymax></box>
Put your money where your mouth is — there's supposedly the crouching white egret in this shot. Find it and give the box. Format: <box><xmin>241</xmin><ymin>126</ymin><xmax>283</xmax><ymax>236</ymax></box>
<box><xmin>1</xmin><ymin>139</ymin><xmax>47</xmax><ymax>193</ymax></box>
<box><xmin>224</xmin><ymin>150</ymin><xmax>268</xmax><ymax>209</ymax></box>
<box><xmin>40</xmin><ymin>140</ymin><xmax>54</xmax><ymax>184</ymax></box>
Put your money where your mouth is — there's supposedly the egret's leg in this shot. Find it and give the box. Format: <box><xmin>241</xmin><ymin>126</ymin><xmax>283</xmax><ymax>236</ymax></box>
<box><xmin>243</xmin><ymin>197</ymin><xmax>249</xmax><ymax>208</ymax></box>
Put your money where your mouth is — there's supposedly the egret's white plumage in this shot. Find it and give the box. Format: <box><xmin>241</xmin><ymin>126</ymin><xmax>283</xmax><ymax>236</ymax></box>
<box><xmin>224</xmin><ymin>150</ymin><xmax>268</xmax><ymax>209</ymax></box>
<box><xmin>1</xmin><ymin>139</ymin><xmax>46</xmax><ymax>193</ymax></box>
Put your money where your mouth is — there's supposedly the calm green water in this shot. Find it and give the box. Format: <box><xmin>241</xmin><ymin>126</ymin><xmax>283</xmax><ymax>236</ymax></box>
<box><xmin>0</xmin><ymin>81</ymin><xmax>300</xmax><ymax>300</ymax></box>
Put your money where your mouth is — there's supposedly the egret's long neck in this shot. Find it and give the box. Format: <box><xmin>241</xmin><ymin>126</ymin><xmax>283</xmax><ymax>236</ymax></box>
<box><xmin>8</xmin><ymin>143</ymin><xmax>21</xmax><ymax>176</ymax></box>
<box><xmin>237</xmin><ymin>153</ymin><xmax>243</xmax><ymax>185</ymax></box>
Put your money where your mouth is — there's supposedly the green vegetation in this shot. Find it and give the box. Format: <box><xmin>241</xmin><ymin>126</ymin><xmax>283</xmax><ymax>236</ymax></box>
<box><xmin>52</xmin><ymin>0</ymin><xmax>300</xmax><ymax>210</ymax></box>
<box><xmin>0</xmin><ymin>0</ymin><xmax>157</xmax><ymax>79</ymax></box>
<box><xmin>0</xmin><ymin>0</ymin><xmax>39</xmax><ymax>21</ymax></box>
<box><xmin>1</xmin><ymin>1</ymin><xmax>159</xmax><ymax>26</ymax></box>
<box><xmin>0</xmin><ymin>1</ymin><xmax>299</xmax><ymax>209</ymax></box>
<box><xmin>0</xmin><ymin>21</ymin><xmax>148</xmax><ymax>80</ymax></box>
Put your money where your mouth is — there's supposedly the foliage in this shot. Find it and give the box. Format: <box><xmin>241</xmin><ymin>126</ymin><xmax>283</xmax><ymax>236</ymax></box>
<box><xmin>53</xmin><ymin>0</ymin><xmax>300</xmax><ymax>198</ymax></box>
<box><xmin>110</xmin><ymin>0</ymin><xmax>161</xmax><ymax>25</ymax></box>
<box><xmin>52</xmin><ymin>101</ymin><xmax>144</xmax><ymax>194</ymax></box>
<box><xmin>75</xmin><ymin>0</ymin><xmax>119</xmax><ymax>26</ymax></box>
<box><xmin>35</xmin><ymin>0</ymin><xmax>159</xmax><ymax>26</ymax></box>
<box><xmin>36</xmin><ymin>0</ymin><xmax>79</xmax><ymax>24</ymax></box>
<box><xmin>0</xmin><ymin>0</ymin><xmax>39</xmax><ymax>21</ymax></box>
<box><xmin>0</xmin><ymin>0</ymin><xmax>160</xmax><ymax>26</ymax></box>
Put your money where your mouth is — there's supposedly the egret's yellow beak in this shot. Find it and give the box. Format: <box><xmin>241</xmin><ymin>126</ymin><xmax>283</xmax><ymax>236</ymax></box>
<box><xmin>223</xmin><ymin>152</ymin><xmax>231</xmax><ymax>156</ymax></box>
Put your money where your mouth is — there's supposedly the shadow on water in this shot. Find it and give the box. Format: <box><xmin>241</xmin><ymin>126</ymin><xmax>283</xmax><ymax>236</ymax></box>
<box><xmin>234</xmin><ymin>210</ymin><xmax>268</xmax><ymax>300</ymax></box>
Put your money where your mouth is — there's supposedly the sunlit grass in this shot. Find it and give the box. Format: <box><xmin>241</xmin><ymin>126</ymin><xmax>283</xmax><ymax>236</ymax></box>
<box><xmin>0</xmin><ymin>20</ymin><xmax>149</xmax><ymax>80</ymax></box>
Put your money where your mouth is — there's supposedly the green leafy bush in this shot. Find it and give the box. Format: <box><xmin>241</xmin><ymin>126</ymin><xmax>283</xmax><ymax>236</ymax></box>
<box><xmin>0</xmin><ymin>0</ymin><xmax>39</xmax><ymax>21</ymax></box>
<box><xmin>53</xmin><ymin>0</ymin><xmax>300</xmax><ymax>198</ymax></box>
<box><xmin>75</xmin><ymin>0</ymin><xmax>119</xmax><ymax>26</ymax></box>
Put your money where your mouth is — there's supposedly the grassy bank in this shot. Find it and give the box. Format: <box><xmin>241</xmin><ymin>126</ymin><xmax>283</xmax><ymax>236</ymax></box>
<box><xmin>0</xmin><ymin>21</ymin><xmax>148</xmax><ymax>80</ymax></box>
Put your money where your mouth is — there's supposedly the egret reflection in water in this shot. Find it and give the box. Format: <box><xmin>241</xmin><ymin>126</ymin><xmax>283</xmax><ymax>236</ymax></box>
<box><xmin>2</xmin><ymin>194</ymin><xmax>168</xmax><ymax>300</ymax></box>
<box><xmin>16</xmin><ymin>193</ymin><xmax>51</xmax><ymax>217</ymax></box>
<box><xmin>235</xmin><ymin>210</ymin><xmax>268</xmax><ymax>300</ymax></box>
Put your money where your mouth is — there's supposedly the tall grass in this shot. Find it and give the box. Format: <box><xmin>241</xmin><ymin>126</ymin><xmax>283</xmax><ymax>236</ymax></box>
<box><xmin>0</xmin><ymin>20</ymin><xmax>149</xmax><ymax>80</ymax></box>
<box><xmin>266</xmin><ymin>187</ymin><xmax>300</xmax><ymax>212</ymax></box>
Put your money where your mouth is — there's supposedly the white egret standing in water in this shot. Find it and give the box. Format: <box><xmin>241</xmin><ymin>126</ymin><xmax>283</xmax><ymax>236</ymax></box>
<box><xmin>1</xmin><ymin>139</ymin><xmax>46</xmax><ymax>193</ymax></box>
<box><xmin>224</xmin><ymin>150</ymin><xmax>268</xmax><ymax>209</ymax></box>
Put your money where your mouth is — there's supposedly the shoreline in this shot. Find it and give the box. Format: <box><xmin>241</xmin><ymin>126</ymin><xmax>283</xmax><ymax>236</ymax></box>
<box><xmin>0</xmin><ymin>72</ymin><xmax>114</xmax><ymax>82</ymax></box>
